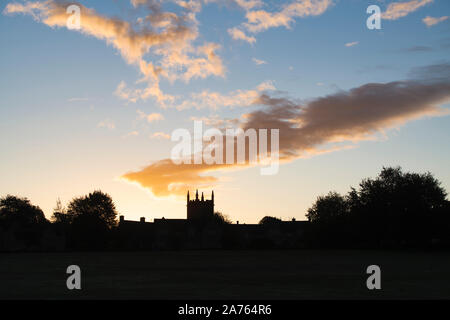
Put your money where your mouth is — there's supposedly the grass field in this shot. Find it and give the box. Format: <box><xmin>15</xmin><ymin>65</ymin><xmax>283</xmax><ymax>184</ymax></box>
<box><xmin>1</xmin><ymin>250</ymin><xmax>449</xmax><ymax>299</ymax></box>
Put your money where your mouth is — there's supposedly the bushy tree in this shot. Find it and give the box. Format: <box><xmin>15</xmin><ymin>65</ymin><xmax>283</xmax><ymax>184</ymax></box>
<box><xmin>67</xmin><ymin>190</ymin><xmax>118</xmax><ymax>228</ymax></box>
<box><xmin>0</xmin><ymin>195</ymin><xmax>48</xmax><ymax>248</ymax></box>
<box><xmin>213</xmin><ymin>211</ymin><xmax>232</xmax><ymax>224</ymax></box>
<box><xmin>306</xmin><ymin>167</ymin><xmax>449</xmax><ymax>248</ymax></box>
<box><xmin>347</xmin><ymin>167</ymin><xmax>448</xmax><ymax>247</ymax></box>
<box><xmin>0</xmin><ymin>195</ymin><xmax>47</xmax><ymax>226</ymax></box>
<box><xmin>64</xmin><ymin>191</ymin><xmax>118</xmax><ymax>250</ymax></box>
<box><xmin>306</xmin><ymin>192</ymin><xmax>348</xmax><ymax>224</ymax></box>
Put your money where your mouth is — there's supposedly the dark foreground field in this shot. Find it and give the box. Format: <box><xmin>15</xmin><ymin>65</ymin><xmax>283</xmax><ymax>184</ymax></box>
<box><xmin>1</xmin><ymin>250</ymin><xmax>449</xmax><ymax>299</ymax></box>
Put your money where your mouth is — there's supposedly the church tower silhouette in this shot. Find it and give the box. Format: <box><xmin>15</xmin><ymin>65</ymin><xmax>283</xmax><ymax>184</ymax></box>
<box><xmin>187</xmin><ymin>190</ymin><xmax>214</xmax><ymax>220</ymax></box>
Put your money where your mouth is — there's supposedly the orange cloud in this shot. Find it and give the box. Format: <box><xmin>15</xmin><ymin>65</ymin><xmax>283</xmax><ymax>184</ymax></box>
<box><xmin>382</xmin><ymin>0</ymin><xmax>433</xmax><ymax>20</ymax></box>
<box><xmin>422</xmin><ymin>15</ymin><xmax>448</xmax><ymax>27</ymax></box>
<box><xmin>174</xmin><ymin>80</ymin><xmax>275</xmax><ymax>110</ymax></box>
<box><xmin>137</xmin><ymin>110</ymin><xmax>165</xmax><ymax>123</ymax></box>
<box><xmin>227</xmin><ymin>27</ymin><xmax>256</xmax><ymax>44</ymax></box>
<box><xmin>244</xmin><ymin>0</ymin><xmax>331</xmax><ymax>34</ymax></box>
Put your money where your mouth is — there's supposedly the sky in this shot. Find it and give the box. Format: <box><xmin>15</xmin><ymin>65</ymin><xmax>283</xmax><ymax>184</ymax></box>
<box><xmin>1</xmin><ymin>0</ymin><xmax>449</xmax><ymax>224</ymax></box>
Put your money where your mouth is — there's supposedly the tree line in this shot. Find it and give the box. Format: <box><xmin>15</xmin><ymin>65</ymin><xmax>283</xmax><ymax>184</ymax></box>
<box><xmin>304</xmin><ymin>167</ymin><xmax>450</xmax><ymax>248</ymax></box>
<box><xmin>0</xmin><ymin>166</ymin><xmax>449</xmax><ymax>251</ymax></box>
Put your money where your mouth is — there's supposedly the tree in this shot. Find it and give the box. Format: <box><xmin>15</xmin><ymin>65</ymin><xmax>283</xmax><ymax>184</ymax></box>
<box><xmin>306</xmin><ymin>192</ymin><xmax>348</xmax><ymax>224</ymax></box>
<box><xmin>0</xmin><ymin>195</ymin><xmax>47</xmax><ymax>227</ymax></box>
<box><xmin>0</xmin><ymin>195</ymin><xmax>48</xmax><ymax>249</ymax></box>
<box><xmin>347</xmin><ymin>166</ymin><xmax>448</xmax><ymax>247</ymax></box>
<box><xmin>305</xmin><ymin>167</ymin><xmax>449</xmax><ymax>248</ymax></box>
<box><xmin>64</xmin><ymin>191</ymin><xmax>118</xmax><ymax>250</ymax></box>
<box><xmin>259</xmin><ymin>216</ymin><xmax>282</xmax><ymax>225</ymax></box>
<box><xmin>213</xmin><ymin>211</ymin><xmax>232</xmax><ymax>224</ymax></box>
<box><xmin>51</xmin><ymin>198</ymin><xmax>71</xmax><ymax>225</ymax></box>
<box><xmin>66</xmin><ymin>190</ymin><xmax>118</xmax><ymax>229</ymax></box>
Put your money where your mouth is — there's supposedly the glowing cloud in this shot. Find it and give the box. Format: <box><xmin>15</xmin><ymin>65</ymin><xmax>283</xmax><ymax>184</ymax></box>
<box><xmin>422</xmin><ymin>15</ymin><xmax>448</xmax><ymax>27</ymax></box>
<box><xmin>4</xmin><ymin>0</ymin><xmax>225</xmax><ymax>105</ymax></box>
<box><xmin>382</xmin><ymin>0</ymin><xmax>433</xmax><ymax>20</ymax></box>
<box><xmin>227</xmin><ymin>27</ymin><xmax>256</xmax><ymax>44</ymax></box>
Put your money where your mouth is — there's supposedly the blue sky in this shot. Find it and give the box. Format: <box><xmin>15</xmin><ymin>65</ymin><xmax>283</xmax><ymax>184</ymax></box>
<box><xmin>1</xmin><ymin>0</ymin><xmax>449</xmax><ymax>223</ymax></box>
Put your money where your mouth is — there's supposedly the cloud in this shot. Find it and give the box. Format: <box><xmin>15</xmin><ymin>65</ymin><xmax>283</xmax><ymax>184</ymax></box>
<box><xmin>252</xmin><ymin>58</ymin><xmax>267</xmax><ymax>65</ymax></box>
<box><xmin>122</xmin><ymin>159</ymin><xmax>226</xmax><ymax>197</ymax></box>
<box><xmin>174</xmin><ymin>80</ymin><xmax>276</xmax><ymax>110</ymax></box>
<box><xmin>243</xmin><ymin>0</ymin><xmax>333</xmax><ymax>33</ymax></box>
<box><xmin>234</xmin><ymin>0</ymin><xmax>264</xmax><ymax>10</ymax></box>
<box><xmin>97</xmin><ymin>119</ymin><xmax>116</xmax><ymax>130</ymax></box>
<box><xmin>402</xmin><ymin>45</ymin><xmax>433</xmax><ymax>52</ymax></box>
<box><xmin>205</xmin><ymin>0</ymin><xmax>263</xmax><ymax>11</ymax></box>
<box><xmin>123</xmin><ymin>131</ymin><xmax>139</xmax><ymax>138</ymax></box>
<box><xmin>189</xmin><ymin>115</ymin><xmax>239</xmax><ymax>127</ymax></box>
<box><xmin>67</xmin><ymin>97</ymin><xmax>89</xmax><ymax>102</ymax></box>
<box><xmin>423</xmin><ymin>15</ymin><xmax>448</xmax><ymax>27</ymax></box>
<box><xmin>227</xmin><ymin>27</ymin><xmax>256</xmax><ymax>44</ymax></box>
<box><xmin>121</xmin><ymin>63</ymin><xmax>450</xmax><ymax>197</ymax></box>
<box><xmin>226</xmin><ymin>0</ymin><xmax>333</xmax><ymax>43</ymax></box>
<box><xmin>4</xmin><ymin>0</ymin><xmax>225</xmax><ymax>106</ymax></box>
<box><xmin>345</xmin><ymin>41</ymin><xmax>358</xmax><ymax>47</ymax></box>
<box><xmin>137</xmin><ymin>110</ymin><xmax>165</xmax><ymax>122</ymax></box>
<box><xmin>382</xmin><ymin>0</ymin><xmax>433</xmax><ymax>20</ymax></box>
<box><xmin>151</xmin><ymin>132</ymin><xmax>171</xmax><ymax>140</ymax></box>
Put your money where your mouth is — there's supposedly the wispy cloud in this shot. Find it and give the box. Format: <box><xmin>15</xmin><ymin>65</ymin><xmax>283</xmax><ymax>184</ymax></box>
<box><xmin>345</xmin><ymin>41</ymin><xmax>358</xmax><ymax>47</ymax></box>
<box><xmin>97</xmin><ymin>119</ymin><xmax>116</xmax><ymax>130</ymax></box>
<box><xmin>174</xmin><ymin>80</ymin><xmax>276</xmax><ymax>110</ymax></box>
<box><xmin>423</xmin><ymin>15</ymin><xmax>448</xmax><ymax>27</ymax></box>
<box><xmin>228</xmin><ymin>27</ymin><xmax>256</xmax><ymax>44</ymax></box>
<box><xmin>137</xmin><ymin>110</ymin><xmax>165</xmax><ymax>123</ymax></box>
<box><xmin>67</xmin><ymin>97</ymin><xmax>89</xmax><ymax>102</ymax></box>
<box><xmin>227</xmin><ymin>0</ymin><xmax>333</xmax><ymax>43</ymax></box>
<box><xmin>382</xmin><ymin>0</ymin><xmax>433</xmax><ymax>20</ymax></box>
<box><xmin>150</xmin><ymin>132</ymin><xmax>171</xmax><ymax>140</ymax></box>
<box><xmin>402</xmin><ymin>45</ymin><xmax>433</xmax><ymax>52</ymax></box>
<box><xmin>252</xmin><ymin>58</ymin><xmax>267</xmax><ymax>65</ymax></box>
<box><xmin>123</xmin><ymin>131</ymin><xmax>139</xmax><ymax>138</ymax></box>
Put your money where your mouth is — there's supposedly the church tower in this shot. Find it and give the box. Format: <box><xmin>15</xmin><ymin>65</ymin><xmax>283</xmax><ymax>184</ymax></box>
<box><xmin>187</xmin><ymin>190</ymin><xmax>214</xmax><ymax>220</ymax></box>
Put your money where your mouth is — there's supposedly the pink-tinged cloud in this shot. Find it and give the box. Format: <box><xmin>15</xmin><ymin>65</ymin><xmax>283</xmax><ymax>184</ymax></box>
<box><xmin>422</xmin><ymin>15</ymin><xmax>448</xmax><ymax>27</ymax></box>
<box><xmin>226</xmin><ymin>0</ymin><xmax>333</xmax><ymax>44</ymax></box>
<box><xmin>3</xmin><ymin>0</ymin><xmax>225</xmax><ymax>105</ymax></box>
<box><xmin>382</xmin><ymin>0</ymin><xmax>433</xmax><ymax>20</ymax></box>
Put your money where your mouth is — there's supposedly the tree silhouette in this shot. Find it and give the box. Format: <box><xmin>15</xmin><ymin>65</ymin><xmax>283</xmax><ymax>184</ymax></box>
<box><xmin>61</xmin><ymin>191</ymin><xmax>118</xmax><ymax>250</ymax></box>
<box><xmin>0</xmin><ymin>195</ymin><xmax>47</xmax><ymax>226</ymax></box>
<box><xmin>0</xmin><ymin>195</ymin><xmax>48</xmax><ymax>249</ymax></box>
<box><xmin>67</xmin><ymin>190</ymin><xmax>118</xmax><ymax>229</ymax></box>
<box><xmin>259</xmin><ymin>216</ymin><xmax>282</xmax><ymax>225</ymax></box>
<box><xmin>347</xmin><ymin>166</ymin><xmax>448</xmax><ymax>247</ymax></box>
<box><xmin>213</xmin><ymin>211</ymin><xmax>232</xmax><ymax>224</ymax></box>
<box><xmin>306</xmin><ymin>192</ymin><xmax>347</xmax><ymax>224</ymax></box>
<box><xmin>306</xmin><ymin>167</ymin><xmax>449</xmax><ymax>248</ymax></box>
<box><xmin>51</xmin><ymin>198</ymin><xmax>71</xmax><ymax>225</ymax></box>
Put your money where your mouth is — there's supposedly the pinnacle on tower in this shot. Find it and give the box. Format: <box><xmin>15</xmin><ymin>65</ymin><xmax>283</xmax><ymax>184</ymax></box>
<box><xmin>201</xmin><ymin>192</ymin><xmax>204</xmax><ymax>201</ymax></box>
<box><xmin>196</xmin><ymin>189</ymin><xmax>199</xmax><ymax>200</ymax></box>
<box><xmin>187</xmin><ymin>190</ymin><xmax>190</xmax><ymax>202</ymax></box>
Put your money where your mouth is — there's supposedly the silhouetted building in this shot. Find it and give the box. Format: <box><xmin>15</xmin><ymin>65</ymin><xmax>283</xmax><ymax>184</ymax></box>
<box><xmin>187</xmin><ymin>190</ymin><xmax>214</xmax><ymax>220</ymax></box>
<box><xmin>116</xmin><ymin>190</ymin><xmax>310</xmax><ymax>250</ymax></box>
